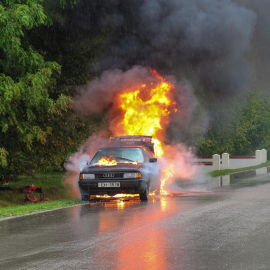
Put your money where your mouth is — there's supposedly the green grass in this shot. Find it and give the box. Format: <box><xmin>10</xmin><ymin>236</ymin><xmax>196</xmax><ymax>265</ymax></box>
<box><xmin>210</xmin><ymin>161</ymin><xmax>270</xmax><ymax>177</ymax></box>
<box><xmin>0</xmin><ymin>172</ymin><xmax>83</xmax><ymax>218</ymax></box>
<box><xmin>0</xmin><ymin>199</ymin><xmax>83</xmax><ymax>218</ymax></box>
<box><xmin>0</xmin><ymin>172</ymin><xmax>70</xmax><ymax>207</ymax></box>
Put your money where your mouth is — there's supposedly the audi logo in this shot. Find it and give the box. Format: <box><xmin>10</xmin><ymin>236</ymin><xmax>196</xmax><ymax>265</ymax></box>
<box><xmin>103</xmin><ymin>173</ymin><xmax>115</xmax><ymax>178</ymax></box>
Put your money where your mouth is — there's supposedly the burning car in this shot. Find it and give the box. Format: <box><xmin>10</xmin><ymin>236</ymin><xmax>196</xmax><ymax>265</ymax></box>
<box><xmin>79</xmin><ymin>136</ymin><xmax>160</xmax><ymax>201</ymax></box>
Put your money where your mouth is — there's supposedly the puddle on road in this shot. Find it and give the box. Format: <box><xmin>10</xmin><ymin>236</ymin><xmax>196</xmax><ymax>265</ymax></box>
<box><xmin>211</xmin><ymin>166</ymin><xmax>270</xmax><ymax>189</ymax></box>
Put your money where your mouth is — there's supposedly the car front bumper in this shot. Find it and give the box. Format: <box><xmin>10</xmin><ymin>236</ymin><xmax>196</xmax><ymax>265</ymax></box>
<box><xmin>78</xmin><ymin>178</ymin><xmax>148</xmax><ymax>195</ymax></box>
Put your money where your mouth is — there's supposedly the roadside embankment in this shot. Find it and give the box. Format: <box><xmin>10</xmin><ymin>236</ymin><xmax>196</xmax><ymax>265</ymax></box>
<box><xmin>0</xmin><ymin>172</ymin><xmax>81</xmax><ymax>219</ymax></box>
<box><xmin>209</xmin><ymin>161</ymin><xmax>270</xmax><ymax>177</ymax></box>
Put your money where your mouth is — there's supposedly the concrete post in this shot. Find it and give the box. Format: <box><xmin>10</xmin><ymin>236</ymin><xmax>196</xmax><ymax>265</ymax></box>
<box><xmin>213</xmin><ymin>154</ymin><xmax>220</xmax><ymax>170</ymax></box>
<box><xmin>255</xmin><ymin>150</ymin><xmax>262</xmax><ymax>165</ymax></box>
<box><xmin>222</xmin><ymin>153</ymin><xmax>230</xmax><ymax>170</ymax></box>
<box><xmin>261</xmin><ymin>149</ymin><xmax>267</xmax><ymax>163</ymax></box>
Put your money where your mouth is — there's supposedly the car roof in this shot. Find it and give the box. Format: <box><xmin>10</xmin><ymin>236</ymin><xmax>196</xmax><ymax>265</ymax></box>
<box><xmin>98</xmin><ymin>146</ymin><xmax>144</xmax><ymax>150</ymax></box>
<box><xmin>96</xmin><ymin>146</ymin><xmax>154</xmax><ymax>157</ymax></box>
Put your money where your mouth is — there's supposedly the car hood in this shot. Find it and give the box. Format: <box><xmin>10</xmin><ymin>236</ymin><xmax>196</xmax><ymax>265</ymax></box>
<box><xmin>82</xmin><ymin>163</ymin><xmax>143</xmax><ymax>173</ymax></box>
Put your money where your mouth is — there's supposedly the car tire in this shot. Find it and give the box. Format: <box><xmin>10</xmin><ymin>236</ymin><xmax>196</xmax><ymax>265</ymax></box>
<box><xmin>79</xmin><ymin>187</ymin><xmax>90</xmax><ymax>201</ymax></box>
<box><xmin>155</xmin><ymin>185</ymin><xmax>161</xmax><ymax>195</ymax></box>
<box><xmin>154</xmin><ymin>177</ymin><xmax>161</xmax><ymax>195</ymax></box>
<box><xmin>140</xmin><ymin>184</ymin><xmax>149</xmax><ymax>201</ymax></box>
<box><xmin>81</xmin><ymin>194</ymin><xmax>89</xmax><ymax>201</ymax></box>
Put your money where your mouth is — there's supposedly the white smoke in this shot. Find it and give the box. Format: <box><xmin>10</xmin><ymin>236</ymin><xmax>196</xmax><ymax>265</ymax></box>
<box><xmin>64</xmin><ymin>132</ymin><xmax>110</xmax><ymax>198</ymax></box>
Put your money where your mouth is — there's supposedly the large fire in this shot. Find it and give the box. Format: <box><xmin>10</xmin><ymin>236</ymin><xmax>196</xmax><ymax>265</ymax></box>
<box><xmin>112</xmin><ymin>69</ymin><xmax>177</xmax><ymax>195</ymax></box>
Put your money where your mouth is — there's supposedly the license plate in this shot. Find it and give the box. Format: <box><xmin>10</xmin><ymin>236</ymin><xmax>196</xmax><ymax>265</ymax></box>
<box><xmin>98</xmin><ymin>182</ymin><xmax>120</xmax><ymax>187</ymax></box>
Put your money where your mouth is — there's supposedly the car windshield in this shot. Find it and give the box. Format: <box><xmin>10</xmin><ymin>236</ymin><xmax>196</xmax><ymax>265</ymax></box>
<box><xmin>90</xmin><ymin>147</ymin><xmax>144</xmax><ymax>164</ymax></box>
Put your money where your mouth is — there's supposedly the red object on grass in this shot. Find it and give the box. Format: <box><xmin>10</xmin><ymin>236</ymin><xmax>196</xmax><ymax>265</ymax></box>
<box><xmin>26</xmin><ymin>194</ymin><xmax>39</xmax><ymax>202</ymax></box>
<box><xmin>23</xmin><ymin>185</ymin><xmax>50</xmax><ymax>202</ymax></box>
<box><xmin>23</xmin><ymin>185</ymin><xmax>43</xmax><ymax>194</ymax></box>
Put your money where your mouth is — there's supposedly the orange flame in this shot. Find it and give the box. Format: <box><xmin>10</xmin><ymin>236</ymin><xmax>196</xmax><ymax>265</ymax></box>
<box><xmin>123</xmin><ymin>160</ymin><xmax>138</xmax><ymax>165</ymax></box>
<box><xmin>98</xmin><ymin>156</ymin><xmax>117</xmax><ymax>166</ymax></box>
<box><xmin>113</xmin><ymin>69</ymin><xmax>176</xmax><ymax>194</ymax></box>
<box><xmin>160</xmin><ymin>164</ymin><xmax>175</xmax><ymax>195</ymax></box>
<box><xmin>95</xmin><ymin>192</ymin><xmax>156</xmax><ymax>199</ymax></box>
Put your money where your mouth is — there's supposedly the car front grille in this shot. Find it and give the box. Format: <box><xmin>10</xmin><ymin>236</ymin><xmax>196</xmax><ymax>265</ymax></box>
<box><xmin>95</xmin><ymin>173</ymin><xmax>124</xmax><ymax>179</ymax></box>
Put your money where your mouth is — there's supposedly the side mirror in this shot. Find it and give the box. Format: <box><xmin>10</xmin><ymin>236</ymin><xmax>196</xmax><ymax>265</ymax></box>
<box><xmin>149</xmin><ymin>158</ymin><xmax>157</xmax><ymax>163</ymax></box>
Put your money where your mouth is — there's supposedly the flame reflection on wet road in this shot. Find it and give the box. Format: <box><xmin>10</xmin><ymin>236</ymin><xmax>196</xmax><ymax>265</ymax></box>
<box><xmin>2</xmin><ymin>171</ymin><xmax>270</xmax><ymax>270</ymax></box>
<box><xmin>71</xmin><ymin>195</ymin><xmax>191</xmax><ymax>270</ymax></box>
<box><xmin>89</xmin><ymin>197</ymin><xmax>180</xmax><ymax>270</ymax></box>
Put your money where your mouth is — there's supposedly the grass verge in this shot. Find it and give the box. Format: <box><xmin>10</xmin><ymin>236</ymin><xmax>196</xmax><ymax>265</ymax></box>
<box><xmin>210</xmin><ymin>161</ymin><xmax>270</xmax><ymax>177</ymax></box>
<box><xmin>0</xmin><ymin>199</ymin><xmax>82</xmax><ymax>219</ymax></box>
<box><xmin>0</xmin><ymin>172</ymin><xmax>82</xmax><ymax>219</ymax></box>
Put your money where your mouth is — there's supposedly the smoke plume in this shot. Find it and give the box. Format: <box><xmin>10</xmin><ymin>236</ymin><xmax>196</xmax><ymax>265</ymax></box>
<box><xmin>233</xmin><ymin>0</ymin><xmax>270</xmax><ymax>92</ymax></box>
<box><xmin>65</xmin><ymin>0</ymin><xmax>256</xmax><ymax>96</ymax></box>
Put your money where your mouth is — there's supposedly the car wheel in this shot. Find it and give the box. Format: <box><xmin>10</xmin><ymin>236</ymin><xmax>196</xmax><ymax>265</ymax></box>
<box><xmin>155</xmin><ymin>185</ymin><xmax>161</xmax><ymax>195</ymax></box>
<box><xmin>153</xmin><ymin>177</ymin><xmax>161</xmax><ymax>195</ymax></box>
<box><xmin>81</xmin><ymin>194</ymin><xmax>89</xmax><ymax>201</ymax></box>
<box><xmin>79</xmin><ymin>187</ymin><xmax>90</xmax><ymax>201</ymax></box>
<box><xmin>140</xmin><ymin>184</ymin><xmax>149</xmax><ymax>201</ymax></box>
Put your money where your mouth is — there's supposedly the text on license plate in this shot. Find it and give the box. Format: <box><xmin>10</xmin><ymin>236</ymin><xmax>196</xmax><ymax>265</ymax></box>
<box><xmin>98</xmin><ymin>182</ymin><xmax>120</xmax><ymax>187</ymax></box>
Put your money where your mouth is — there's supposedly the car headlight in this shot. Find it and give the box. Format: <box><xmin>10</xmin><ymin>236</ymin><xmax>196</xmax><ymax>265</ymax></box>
<box><xmin>123</xmin><ymin>172</ymin><xmax>141</xmax><ymax>178</ymax></box>
<box><xmin>80</xmin><ymin>174</ymin><xmax>95</xmax><ymax>180</ymax></box>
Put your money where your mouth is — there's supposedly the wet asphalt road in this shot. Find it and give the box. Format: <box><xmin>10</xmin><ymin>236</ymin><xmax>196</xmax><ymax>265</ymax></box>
<box><xmin>1</xmin><ymin>170</ymin><xmax>270</xmax><ymax>270</ymax></box>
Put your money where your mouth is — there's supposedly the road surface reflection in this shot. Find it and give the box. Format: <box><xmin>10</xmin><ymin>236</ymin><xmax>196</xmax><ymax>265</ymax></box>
<box><xmin>2</xmin><ymin>169</ymin><xmax>270</xmax><ymax>270</ymax></box>
<box><xmin>82</xmin><ymin>197</ymin><xmax>179</xmax><ymax>270</ymax></box>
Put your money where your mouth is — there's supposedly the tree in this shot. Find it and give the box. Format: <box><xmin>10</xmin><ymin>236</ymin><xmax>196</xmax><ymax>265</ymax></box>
<box><xmin>196</xmin><ymin>93</ymin><xmax>270</xmax><ymax>157</ymax></box>
<box><xmin>0</xmin><ymin>0</ymin><xmax>71</xmax><ymax>179</ymax></box>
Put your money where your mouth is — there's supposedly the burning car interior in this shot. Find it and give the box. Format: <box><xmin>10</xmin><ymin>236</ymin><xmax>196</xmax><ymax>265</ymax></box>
<box><xmin>90</xmin><ymin>147</ymin><xmax>145</xmax><ymax>165</ymax></box>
